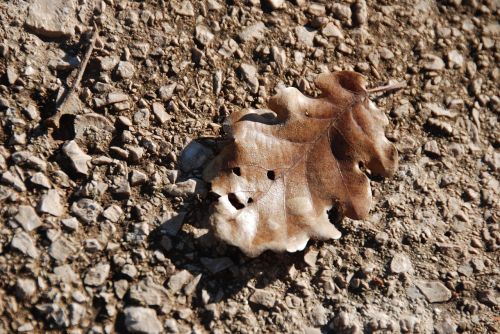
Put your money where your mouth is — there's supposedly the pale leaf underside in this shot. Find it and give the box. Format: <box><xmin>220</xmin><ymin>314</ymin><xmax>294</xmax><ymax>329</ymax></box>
<box><xmin>205</xmin><ymin>71</ymin><xmax>398</xmax><ymax>257</ymax></box>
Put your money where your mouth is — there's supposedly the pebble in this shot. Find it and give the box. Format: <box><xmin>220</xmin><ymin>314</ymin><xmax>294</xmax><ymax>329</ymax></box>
<box><xmin>168</xmin><ymin>270</ymin><xmax>193</xmax><ymax>293</ymax></box>
<box><xmin>179</xmin><ymin>141</ymin><xmax>213</xmax><ymax>173</ymax></box>
<box><xmin>415</xmin><ymin>281</ymin><xmax>451</xmax><ymax>303</ymax></box>
<box><xmin>62</xmin><ymin>140</ymin><xmax>91</xmax><ymax>176</ymax></box>
<box><xmin>84</xmin><ymin>263</ymin><xmax>110</xmax><ymax>286</ymax></box>
<box><xmin>37</xmin><ymin>189</ymin><xmax>64</xmax><ymax>217</ymax></box>
<box><xmin>239</xmin><ymin>63</ymin><xmax>259</xmax><ymax>94</ymax></box>
<box><xmin>1</xmin><ymin>170</ymin><xmax>27</xmax><ymax>192</ymax></box>
<box><xmin>6</xmin><ymin>66</ymin><xmax>18</xmax><ymax>85</ymax></box>
<box><xmin>129</xmin><ymin>278</ymin><xmax>168</xmax><ymax>307</ymax></box>
<box><xmin>11</xmin><ymin>231</ymin><xmax>39</xmax><ymax>258</ymax></box>
<box><xmin>130</xmin><ymin>170</ymin><xmax>148</xmax><ymax>186</ymax></box>
<box><xmin>14</xmin><ymin>205</ymin><xmax>42</xmax><ymax>231</ymax></box>
<box><xmin>71</xmin><ymin>198</ymin><xmax>103</xmax><ymax>224</ymax></box>
<box><xmin>49</xmin><ymin>237</ymin><xmax>77</xmax><ymax>262</ymax></box>
<box><xmin>102</xmin><ymin>204</ymin><xmax>123</xmax><ymax>223</ymax></box>
<box><xmin>353</xmin><ymin>0</ymin><xmax>368</xmax><ymax>26</ymax></box>
<box><xmin>158</xmin><ymin>83</ymin><xmax>177</xmax><ymax>101</ymax></box>
<box><xmin>238</xmin><ymin>22</ymin><xmax>266</xmax><ymax>43</ymax></box>
<box><xmin>322</xmin><ymin>22</ymin><xmax>344</xmax><ymax>39</ymax></box>
<box><xmin>330</xmin><ymin>3</ymin><xmax>352</xmax><ymax>21</ymax></box>
<box><xmin>61</xmin><ymin>217</ymin><xmax>79</xmax><ymax>231</ymax></box>
<box><xmin>29</xmin><ymin>172</ymin><xmax>51</xmax><ymax>188</ymax></box>
<box><xmin>421</xmin><ymin>54</ymin><xmax>445</xmax><ymax>71</ymax></box>
<box><xmin>115</xmin><ymin>61</ymin><xmax>135</xmax><ymax>79</ymax></box>
<box><xmin>123</xmin><ymin>307</ymin><xmax>163</xmax><ymax>334</ymax></box>
<box><xmin>195</xmin><ymin>25</ymin><xmax>215</xmax><ymax>46</ymax></box>
<box><xmin>424</xmin><ymin>140</ymin><xmax>441</xmax><ymax>157</ymax></box>
<box><xmin>390</xmin><ymin>252</ymin><xmax>413</xmax><ymax>274</ymax></box>
<box><xmin>152</xmin><ymin>102</ymin><xmax>171</xmax><ymax>124</ymax></box>
<box><xmin>447</xmin><ymin>50</ymin><xmax>464</xmax><ymax>69</ymax></box>
<box><xmin>22</xmin><ymin>104</ymin><xmax>40</xmax><ymax>121</ymax></box>
<box><xmin>263</xmin><ymin>0</ymin><xmax>284</xmax><ymax>10</ymax></box>
<box><xmin>25</xmin><ymin>0</ymin><xmax>77</xmax><ymax>38</ymax></box>
<box><xmin>295</xmin><ymin>26</ymin><xmax>316</xmax><ymax>46</ymax></box>
<box><xmin>16</xmin><ymin>278</ymin><xmax>37</xmax><ymax>299</ymax></box>
<box><xmin>174</xmin><ymin>1</ymin><xmax>195</xmax><ymax>16</ymax></box>
<box><xmin>249</xmin><ymin>289</ymin><xmax>276</xmax><ymax>309</ymax></box>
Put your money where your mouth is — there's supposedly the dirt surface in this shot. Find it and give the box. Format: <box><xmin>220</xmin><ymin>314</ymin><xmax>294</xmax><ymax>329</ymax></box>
<box><xmin>0</xmin><ymin>0</ymin><xmax>499</xmax><ymax>333</ymax></box>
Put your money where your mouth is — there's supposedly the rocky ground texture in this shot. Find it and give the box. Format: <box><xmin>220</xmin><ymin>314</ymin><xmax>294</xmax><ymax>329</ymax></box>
<box><xmin>0</xmin><ymin>0</ymin><xmax>499</xmax><ymax>333</ymax></box>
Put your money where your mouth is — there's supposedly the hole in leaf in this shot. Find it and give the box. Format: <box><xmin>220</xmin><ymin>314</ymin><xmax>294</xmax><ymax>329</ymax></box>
<box><xmin>267</xmin><ymin>170</ymin><xmax>275</xmax><ymax>180</ymax></box>
<box><xmin>232</xmin><ymin>167</ymin><xmax>241</xmax><ymax>176</ymax></box>
<box><xmin>247</xmin><ymin>197</ymin><xmax>254</xmax><ymax>204</ymax></box>
<box><xmin>228</xmin><ymin>193</ymin><xmax>245</xmax><ymax>210</ymax></box>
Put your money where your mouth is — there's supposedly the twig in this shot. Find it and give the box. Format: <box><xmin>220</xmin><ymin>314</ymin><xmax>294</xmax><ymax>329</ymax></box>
<box><xmin>367</xmin><ymin>81</ymin><xmax>407</xmax><ymax>94</ymax></box>
<box><xmin>47</xmin><ymin>28</ymin><xmax>99</xmax><ymax>127</ymax></box>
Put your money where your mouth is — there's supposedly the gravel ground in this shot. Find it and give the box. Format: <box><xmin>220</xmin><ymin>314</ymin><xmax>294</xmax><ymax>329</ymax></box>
<box><xmin>0</xmin><ymin>0</ymin><xmax>498</xmax><ymax>333</ymax></box>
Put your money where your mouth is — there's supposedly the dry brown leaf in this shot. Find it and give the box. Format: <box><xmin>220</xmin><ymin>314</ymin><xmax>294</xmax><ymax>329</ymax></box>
<box><xmin>205</xmin><ymin>71</ymin><xmax>398</xmax><ymax>257</ymax></box>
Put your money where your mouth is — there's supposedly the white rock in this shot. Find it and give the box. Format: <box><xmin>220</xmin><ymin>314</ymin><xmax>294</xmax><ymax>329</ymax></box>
<box><xmin>14</xmin><ymin>205</ymin><xmax>42</xmax><ymax>231</ymax></box>
<box><xmin>123</xmin><ymin>307</ymin><xmax>162</xmax><ymax>334</ymax></box>
<box><xmin>179</xmin><ymin>142</ymin><xmax>213</xmax><ymax>173</ymax></box>
<box><xmin>84</xmin><ymin>263</ymin><xmax>110</xmax><ymax>286</ymax></box>
<box><xmin>295</xmin><ymin>26</ymin><xmax>316</xmax><ymax>46</ymax></box>
<box><xmin>447</xmin><ymin>50</ymin><xmax>464</xmax><ymax>69</ymax></box>
<box><xmin>37</xmin><ymin>189</ymin><xmax>64</xmax><ymax>217</ymax></box>
<box><xmin>195</xmin><ymin>25</ymin><xmax>214</xmax><ymax>46</ymax></box>
<box><xmin>102</xmin><ymin>205</ymin><xmax>123</xmax><ymax>223</ymax></box>
<box><xmin>25</xmin><ymin>0</ymin><xmax>77</xmax><ymax>38</ymax></box>
<box><xmin>263</xmin><ymin>0</ymin><xmax>284</xmax><ymax>10</ymax></box>
<box><xmin>49</xmin><ymin>237</ymin><xmax>77</xmax><ymax>262</ymax></box>
<box><xmin>29</xmin><ymin>172</ymin><xmax>51</xmax><ymax>189</ymax></box>
<box><xmin>168</xmin><ymin>270</ymin><xmax>193</xmax><ymax>293</ymax></box>
<box><xmin>11</xmin><ymin>231</ymin><xmax>39</xmax><ymax>258</ymax></box>
<box><xmin>152</xmin><ymin>102</ymin><xmax>171</xmax><ymax>124</ymax></box>
<box><xmin>416</xmin><ymin>281</ymin><xmax>451</xmax><ymax>303</ymax></box>
<box><xmin>62</xmin><ymin>140</ymin><xmax>91</xmax><ymax>176</ymax></box>
<box><xmin>71</xmin><ymin>198</ymin><xmax>103</xmax><ymax>223</ymax></box>
<box><xmin>390</xmin><ymin>252</ymin><xmax>412</xmax><ymax>274</ymax></box>
<box><xmin>115</xmin><ymin>61</ymin><xmax>135</xmax><ymax>79</ymax></box>
<box><xmin>238</xmin><ymin>22</ymin><xmax>266</xmax><ymax>43</ymax></box>
<box><xmin>174</xmin><ymin>1</ymin><xmax>195</xmax><ymax>16</ymax></box>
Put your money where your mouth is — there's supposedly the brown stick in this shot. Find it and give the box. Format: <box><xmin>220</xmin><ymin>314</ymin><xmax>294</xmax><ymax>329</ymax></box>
<box><xmin>367</xmin><ymin>81</ymin><xmax>407</xmax><ymax>94</ymax></box>
<box><xmin>47</xmin><ymin>28</ymin><xmax>99</xmax><ymax>127</ymax></box>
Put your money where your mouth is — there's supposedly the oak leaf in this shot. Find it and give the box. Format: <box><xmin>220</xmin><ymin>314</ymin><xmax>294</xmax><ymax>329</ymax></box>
<box><xmin>205</xmin><ymin>71</ymin><xmax>398</xmax><ymax>257</ymax></box>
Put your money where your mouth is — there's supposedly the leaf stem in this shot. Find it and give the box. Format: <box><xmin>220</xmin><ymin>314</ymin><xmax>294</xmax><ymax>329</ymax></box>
<box><xmin>367</xmin><ymin>81</ymin><xmax>407</xmax><ymax>94</ymax></box>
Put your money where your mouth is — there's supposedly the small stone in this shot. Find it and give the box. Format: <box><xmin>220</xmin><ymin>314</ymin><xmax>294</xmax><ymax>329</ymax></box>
<box><xmin>150</xmin><ymin>102</ymin><xmax>170</xmax><ymax>124</ymax></box>
<box><xmin>11</xmin><ymin>231</ymin><xmax>39</xmax><ymax>258</ymax></box>
<box><xmin>195</xmin><ymin>25</ymin><xmax>214</xmax><ymax>46</ymax></box>
<box><xmin>390</xmin><ymin>253</ymin><xmax>412</xmax><ymax>274</ymax></box>
<box><xmin>123</xmin><ymin>307</ymin><xmax>162</xmax><ymax>334</ymax></box>
<box><xmin>238</xmin><ymin>22</ymin><xmax>266</xmax><ymax>43</ymax></box>
<box><xmin>115</xmin><ymin>61</ymin><xmax>135</xmax><ymax>79</ymax></box>
<box><xmin>84</xmin><ymin>263</ymin><xmax>110</xmax><ymax>286</ymax></box>
<box><xmin>129</xmin><ymin>278</ymin><xmax>168</xmax><ymax>307</ymax></box>
<box><xmin>424</xmin><ymin>140</ymin><xmax>441</xmax><ymax>157</ymax></box>
<box><xmin>102</xmin><ymin>205</ymin><xmax>123</xmax><ymax>223</ymax></box>
<box><xmin>434</xmin><ymin>319</ymin><xmax>457</xmax><ymax>334</ymax></box>
<box><xmin>308</xmin><ymin>3</ymin><xmax>326</xmax><ymax>16</ymax></box>
<box><xmin>99</xmin><ymin>56</ymin><xmax>120</xmax><ymax>71</ymax></box>
<box><xmin>6</xmin><ymin>66</ymin><xmax>18</xmax><ymax>85</ymax></box>
<box><xmin>168</xmin><ymin>270</ymin><xmax>193</xmax><ymax>293</ymax></box>
<box><xmin>330</xmin><ymin>3</ymin><xmax>352</xmax><ymax>21</ymax></box>
<box><xmin>421</xmin><ymin>54</ymin><xmax>445</xmax><ymax>71</ymax></box>
<box><xmin>25</xmin><ymin>0</ymin><xmax>77</xmax><ymax>38</ymax></box>
<box><xmin>239</xmin><ymin>63</ymin><xmax>259</xmax><ymax>94</ymax></box>
<box><xmin>49</xmin><ymin>237</ymin><xmax>77</xmax><ymax>262</ymax></box>
<box><xmin>130</xmin><ymin>170</ymin><xmax>148</xmax><ymax>186</ymax></box>
<box><xmin>52</xmin><ymin>264</ymin><xmax>79</xmax><ymax>284</ymax></box>
<box><xmin>14</xmin><ymin>205</ymin><xmax>42</xmax><ymax>231</ymax></box>
<box><xmin>379</xmin><ymin>47</ymin><xmax>394</xmax><ymax>60</ymax></box>
<box><xmin>271</xmin><ymin>46</ymin><xmax>287</xmax><ymax>68</ymax></box>
<box><xmin>159</xmin><ymin>212</ymin><xmax>187</xmax><ymax>236</ymax></box>
<box><xmin>447</xmin><ymin>50</ymin><xmax>464</xmax><ymax>69</ymax></box>
<box><xmin>1</xmin><ymin>171</ymin><xmax>27</xmax><ymax>191</ymax></box>
<box><xmin>295</xmin><ymin>26</ymin><xmax>316</xmax><ymax>46</ymax></box>
<box><xmin>114</xmin><ymin>280</ymin><xmax>129</xmax><ymax>299</ymax></box>
<box><xmin>16</xmin><ymin>278</ymin><xmax>36</xmax><ymax>299</ymax></box>
<box><xmin>71</xmin><ymin>198</ymin><xmax>103</xmax><ymax>224</ymax></box>
<box><xmin>179</xmin><ymin>142</ymin><xmax>213</xmax><ymax>173</ymax></box>
<box><xmin>263</xmin><ymin>0</ymin><xmax>284</xmax><ymax>10</ymax></box>
<box><xmin>22</xmin><ymin>104</ymin><xmax>40</xmax><ymax>121</ymax></box>
<box><xmin>415</xmin><ymin>281</ymin><xmax>451</xmax><ymax>303</ymax></box>
<box><xmin>322</xmin><ymin>22</ymin><xmax>344</xmax><ymax>38</ymax></box>
<box><xmin>249</xmin><ymin>289</ymin><xmax>276</xmax><ymax>309</ymax></box>
<box><xmin>61</xmin><ymin>217</ymin><xmax>79</xmax><ymax>231</ymax></box>
<box><xmin>477</xmin><ymin>289</ymin><xmax>498</xmax><ymax>307</ymax></box>
<box><xmin>29</xmin><ymin>172</ymin><xmax>51</xmax><ymax>188</ymax></box>
<box><xmin>304</xmin><ymin>249</ymin><xmax>319</xmax><ymax>267</ymax></box>
<box><xmin>112</xmin><ymin>178</ymin><xmax>131</xmax><ymax>198</ymax></box>
<box><xmin>37</xmin><ymin>189</ymin><xmax>64</xmax><ymax>217</ymax></box>
<box><xmin>310</xmin><ymin>304</ymin><xmax>328</xmax><ymax>326</ymax></box>
<box><xmin>62</xmin><ymin>140</ymin><xmax>91</xmax><ymax>176</ymax></box>
<box><xmin>200</xmin><ymin>257</ymin><xmax>234</xmax><ymax>274</ymax></box>
<box><xmin>165</xmin><ymin>178</ymin><xmax>206</xmax><ymax>197</ymax></box>
<box><xmin>353</xmin><ymin>0</ymin><xmax>368</xmax><ymax>26</ymax></box>
<box><xmin>158</xmin><ymin>83</ymin><xmax>177</xmax><ymax>101</ymax></box>
<box><xmin>121</xmin><ymin>264</ymin><xmax>138</xmax><ymax>279</ymax></box>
